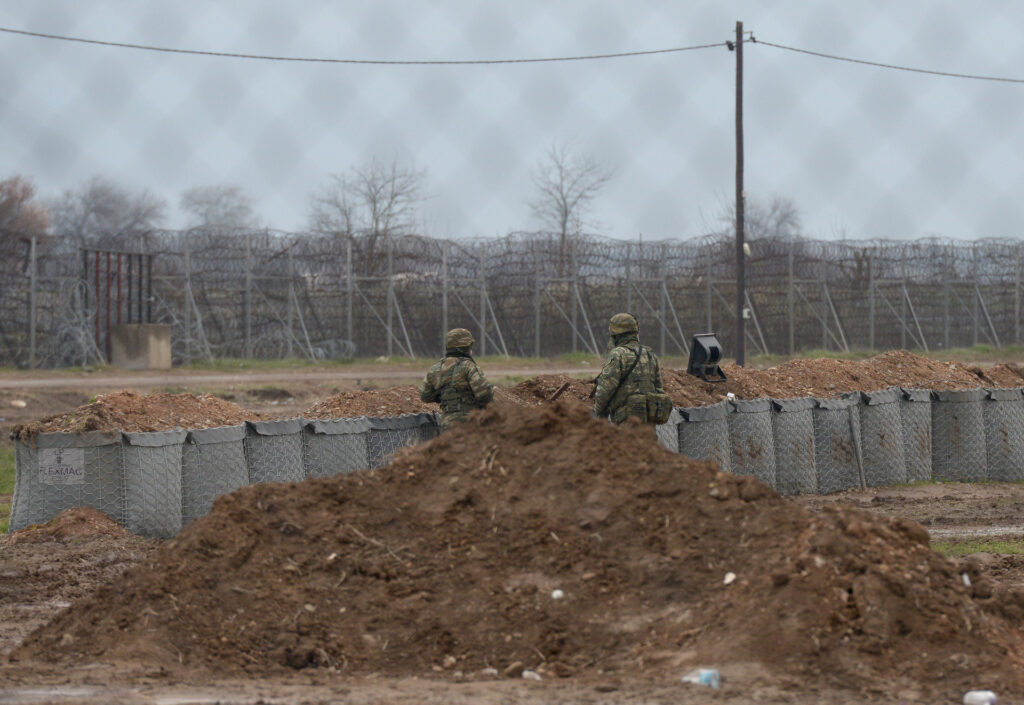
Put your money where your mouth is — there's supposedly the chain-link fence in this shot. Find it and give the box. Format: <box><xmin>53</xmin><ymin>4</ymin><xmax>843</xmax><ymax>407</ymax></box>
<box><xmin>7</xmin><ymin>231</ymin><xmax>1024</xmax><ymax>367</ymax></box>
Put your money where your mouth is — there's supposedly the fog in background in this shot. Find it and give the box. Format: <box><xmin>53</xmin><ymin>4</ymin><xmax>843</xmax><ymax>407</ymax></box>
<box><xmin>3</xmin><ymin>1</ymin><xmax>1023</xmax><ymax>240</ymax></box>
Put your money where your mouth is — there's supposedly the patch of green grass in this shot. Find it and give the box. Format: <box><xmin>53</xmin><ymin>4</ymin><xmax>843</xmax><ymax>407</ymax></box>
<box><xmin>932</xmin><ymin>538</ymin><xmax>1024</xmax><ymax>557</ymax></box>
<box><xmin>555</xmin><ymin>351</ymin><xmax>604</xmax><ymax>364</ymax></box>
<box><xmin>0</xmin><ymin>446</ymin><xmax>15</xmax><ymax>534</ymax></box>
<box><xmin>495</xmin><ymin>375</ymin><xmax>527</xmax><ymax>387</ymax></box>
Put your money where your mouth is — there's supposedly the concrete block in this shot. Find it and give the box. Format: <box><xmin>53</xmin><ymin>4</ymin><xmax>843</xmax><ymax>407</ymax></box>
<box><xmin>110</xmin><ymin>324</ymin><xmax>172</xmax><ymax>370</ymax></box>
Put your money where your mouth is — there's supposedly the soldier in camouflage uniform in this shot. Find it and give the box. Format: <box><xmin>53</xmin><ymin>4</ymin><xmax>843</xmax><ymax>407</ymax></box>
<box><xmin>593</xmin><ymin>313</ymin><xmax>666</xmax><ymax>424</ymax></box>
<box><xmin>419</xmin><ymin>328</ymin><xmax>495</xmax><ymax>429</ymax></box>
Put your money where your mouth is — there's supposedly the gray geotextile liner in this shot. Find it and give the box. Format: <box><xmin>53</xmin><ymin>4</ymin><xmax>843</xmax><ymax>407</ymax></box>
<box><xmin>654</xmin><ymin>408</ymin><xmax>682</xmax><ymax>453</ymax></box>
<box><xmin>677</xmin><ymin>401</ymin><xmax>732</xmax><ymax>474</ymax></box>
<box><xmin>858</xmin><ymin>388</ymin><xmax>907</xmax><ymax>487</ymax></box>
<box><xmin>812</xmin><ymin>396</ymin><xmax>863</xmax><ymax>495</ymax></box>
<box><xmin>244</xmin><ymin>418</ymin><xmax>306</xmax><ymax>485</ymax></box>
<box><xmin>771</xmin><ymin>397</ymin><xmax>817</xmax><ymax>495</ymax></box>
<box><xmin>123</xmin><ymin>430</ymin><xmax>186</xmax><ymax>538</ymax></box>
<box><xmin>367</xmin><ymin>412</ymin><xmax>441</xmax><ymax>469</ymax></box>
<box><xmin>900</xmin><ymin>389</ymin><xmax>933</xmax><ymax>483</ymax></box>
<box><xmin>931</xmin><ymin>389</ymin><xmax>987</xmax><ymax>482</ymax></box>
<box><xmin>181</xmin><ymin>425</ymin><xmax>249</xmax><ymax>526</ymax></box>
<box><xmin>726</xmin><ymin>398</ymin><xmax>776</xmax><ymax>488</ymax></box>
<box><xmin>983</xmin><ymin>388</ymin><xmax>1024</xmax><ymax>482</ymax></box>
<box><xmin>8</xmin><ymin>431</ymin><xmax>124</xmax><ymax>533</ymax></box>
<box><xmin>302</xmin><ymin>417</ymin><xmax>372</xmax><ymax>478</ymax></box>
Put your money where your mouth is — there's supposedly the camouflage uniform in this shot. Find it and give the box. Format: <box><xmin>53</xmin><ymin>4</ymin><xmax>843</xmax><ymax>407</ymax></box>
<box><xmin>593</xmin><ymin>313</ymin><xmax>666</xmax><ymax>425</ymax></box>
<box><xmin>419</xmin><ymin>328</ymin><xmax>494</xmax><ymax>429</ymax></box>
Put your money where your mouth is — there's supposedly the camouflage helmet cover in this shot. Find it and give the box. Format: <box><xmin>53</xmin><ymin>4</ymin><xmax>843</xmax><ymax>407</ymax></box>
<box><xmin>445</xmin><ymin>328</ymin><xmax>475</xmax><ymax>349</ymax></box>
<box><xmin>608</xmin><ymin>313</ymin><xmax>639</xmax><ymax>335</ymax></box>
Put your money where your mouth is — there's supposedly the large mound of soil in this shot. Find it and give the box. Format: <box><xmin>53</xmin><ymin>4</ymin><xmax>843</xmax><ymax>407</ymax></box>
<box><xmin>13</xmin><ymin>401</ymin><xmax>1024</xmax><ymax>698</ymax></box>
<box><xmin>304</xmin><ymin>386</ymin><xmax>435</xmax><ymax>418</ymax></box>
<box><xmin>10</xmin><ymin>390</ymin><xmax>260</xmax><ymax>440</ymax></box>
<box><xmin>663</xmin><ymin>350</ymin><xmax>995</xmax><ymax>407</ymax></box>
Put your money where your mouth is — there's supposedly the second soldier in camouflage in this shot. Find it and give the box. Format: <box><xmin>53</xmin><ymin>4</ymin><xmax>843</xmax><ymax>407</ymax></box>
<box><xmin>593</xmin><ymin>313</ymin><xmax>667</xmax><ymax>424</ymax></box>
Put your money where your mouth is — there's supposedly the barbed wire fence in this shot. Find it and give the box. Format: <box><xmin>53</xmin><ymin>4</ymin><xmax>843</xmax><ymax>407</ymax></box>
<box><xmin>1</xmin><ymin>228</ymin><xmax>1022</xmax><ymax>369</ymax></box>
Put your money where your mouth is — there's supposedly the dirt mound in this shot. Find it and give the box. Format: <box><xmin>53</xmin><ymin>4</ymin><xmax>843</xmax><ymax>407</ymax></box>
<box><xmin>10</xmin><ymin>390</ymin><xmax>260</xmax><ymax>440</ymax></box>
<box><xmin>966</xmin><ymin>362</ymin><xmax>1024</xmax><ymax>389</ymax></box>
<box><xmin>304</xmin><ymin>386</ymin><xmax>434</xmax><ymax>418</ymax></box>
<box><xmin>4</xmin><ymin>507</ymin><xmax>130</xmax><ymax>545</ymax></box>
<box><xmin>13</xmin><ymin>401</ymin><xmax>1024</xmax><ymax>698</ymax></box>
<box><xmin>504</xmin><ymin>374</ymin><xmax>594</xmax><ymax>406</ymax></box>
<box><xmin>664</xmin><ymin>350</ymin><xmax>993</xmax><ymax>406</ymax></box>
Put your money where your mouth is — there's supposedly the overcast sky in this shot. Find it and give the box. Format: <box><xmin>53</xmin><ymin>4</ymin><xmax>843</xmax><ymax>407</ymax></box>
<box><xmin>3</xmin><ymin>1</ymin><xmax>1023</xmax><ymax>240</ymax></box>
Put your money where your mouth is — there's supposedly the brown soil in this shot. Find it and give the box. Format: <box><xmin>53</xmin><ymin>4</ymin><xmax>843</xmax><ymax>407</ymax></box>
<box><xmin>10</xmin><ymin>401</ymin><xmax>1024</xmax><ymax>700</ymax></box>
<box><xmin>0</xmin><ymin>510</ymin><xmax>157</xmax><ymax>658</ymax></box>
<box><xmin>5</xmin><ymin>507</ymin><xmax>132</xmax><ymax>545</ymax></box>
<box><xmin>966</xmin><ymin>362</ymin><xmax>1024</xmax><ymax>388</ymax></box>
<box><xmin>9</xmin><ymin>390</ymin><xmax>262</xmax><ymax>440</ymax></box>
<box><xmin>663</xmin><ymin>350</ymin><xmax>995</xmax><ymax>406</ymax></box>
<box><xmin>504</xmin><ymin>374</ymin><xmax>595</xmax><ymax>406</ymax></box>
<box><xmin>304</xmin><ymin>386</ymin><xmax>434</xmax><ymax>418</ymax></box>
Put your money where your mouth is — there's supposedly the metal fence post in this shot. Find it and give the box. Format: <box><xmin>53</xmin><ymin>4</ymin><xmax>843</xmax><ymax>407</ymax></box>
<box><xmin>534</xmin><ymin>250</ymin><xmax>541</xmax><ymax>358</ymax></box>
<box><xmin>571</xmin><ymin>242</ymin><xmax>578</xmax><ymax>354</ymax></box>
<box><xmin>28</xmin><ymin>236</ymin><xmax>37</xmax><ymax>369</ymax></box>
<box><xmin>346</xmin><ymin>236</ymin><xmax>353</xmax><ymax>348</ymax></box>
<box><xmin>244</xmin><ymin>232</ymin><xmax>252</xmax><ymax>358</ymax></box>
<box><xmin>387</xmin><ymin>237</ymin><xmax>394</xmax><ymax>358</ymax></box>
<box><xmin>286</xmin><ymin>248</ymin><xmax>295</xmax><ymax>359</ymax></box>
<box><xmin>441</xmin><ymin>240</ymin><xmax>449</xmax><ymax>349</ymax></box>
<box><xmin>625</xmin><ymin>240</ymin><xmax>632</xmax><ymax>313</ymax></box>
<box><xmin>1016</xmin><ymin>245</ymin><xmax>1021</xmax><ymax>345</ymax></box>
<box><xmin>868</xmin><ymin>250</ymin><xmax>875</xmax><ymax>351</ymax></box>
<box><xmin>479</xmin><ymin>245</ymin><xmax>487</xmax><ymax>357</ymax></box>
<box><xmin>184</xmin><ymin>237</ymin><xmax>192</xmax><ymax>364</ymax></box>
<box><xmin>705</xmin><ymin>245</ymin><xmax>713</xmax><ymax>333</ymax></box>
<box><xmin>788</xmin><ymin>238</ymin><xmax>795</xmax><ymax>354</ymax></box>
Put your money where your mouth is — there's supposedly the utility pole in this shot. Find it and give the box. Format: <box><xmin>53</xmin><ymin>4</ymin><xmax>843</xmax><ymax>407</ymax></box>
<box><xmin>733</xmin><ymin>20</ymin><xmax>746</xmax><ymax>366</ymax></box>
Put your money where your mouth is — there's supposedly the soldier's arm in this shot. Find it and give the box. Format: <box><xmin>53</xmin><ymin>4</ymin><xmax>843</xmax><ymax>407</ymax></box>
<box><xmin>653</xmin><ymin>352</ymin><xmax>666</xmax><ymax>393</ymax></box>
<box><xmin>592</xmin><ymin>351</ymin><xmax>623</xmax><ymax>417</ymax></box>
<box><xmin>418</xmin><ymin>370</ymin><xmax>440</xmax><ymax>403</ymax></box>
<box><xmin>467</xmin><ymin>362</ymin><xmax>494</xmax><ymax>404</ymax></box>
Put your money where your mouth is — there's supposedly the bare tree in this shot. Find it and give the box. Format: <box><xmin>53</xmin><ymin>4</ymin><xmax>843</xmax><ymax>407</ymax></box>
<box><xmin>49</xmin><ymin>176</ymin><xmax>166</xmax><ymax>245</ymax></box>
<box><xmin>308</xmin><ymin>158</ymin><xmax>426</xmax><ymax>270</ymax></box>
<box><xmin>715</xmin><ymin>195</ymin><xmax>802</xmax><ymax>242</ymax></box>
<box><xmin>530</xmin><ymin>143</ymin><xmax>614</xmax><ymax>271</ymax></box>
<box><xmin>0</xmin><ymin>175</ymin><xmax>50</xmax><ymax>239</ymax></box>
<box><xmin>180</xmin><ymin>184</ymin><xmax>260</xmax><ymax>229</ymax></box>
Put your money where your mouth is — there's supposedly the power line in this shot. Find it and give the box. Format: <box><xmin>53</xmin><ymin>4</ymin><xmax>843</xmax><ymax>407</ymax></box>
<box><xmin>0</xmin><ymin>26</ymin><xmax>726</xmax><ymax>64</ymax></box>
<box><xmin>755</xmin><ymin>38</ymin><xmax>1024</xmax><ymax>84</ymax></box>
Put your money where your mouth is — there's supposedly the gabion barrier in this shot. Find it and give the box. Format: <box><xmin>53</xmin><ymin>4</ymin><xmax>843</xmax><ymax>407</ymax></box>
<box><xmin>859</xmin><ymin>388</ymin><xmax>908</xmax><ymax>487</ymax></box>
<box><xmin>367</xmin><ymin>413</ymin><xmax>441</xmax><ymax>469</ymax></box>
<box><xmin>983</xmin><ymin>388</ymin><xmax>1024</xmax><ymax>482</ymax></box>
<box><xmin>813</xmin><ymin>396</ymin><xmax>863</xmax><ymax>495</ymax></box>
<box><xmin>654</xmin><ymin>408</ymin><xmax>682</xmax><ymax>453</ymax></box>
<box><xmin>932</xmin><ymin>389</ymin><xmax>988</xmax><ymax>482</ymax></box>
<box><xmin>8</xmin><ymin>431</ymin><xmax>124</xmax><ymax>533</ymax></box>
<box><xmin>181</xmin><ymin>425</ymin><xmax>249</xmax><ymax>526</ymax></box>
<box><xmin>726</xmin><ymin>398</ymin><xmax>776</xmax><ymax>487</ymax></box>
<box><xmin>677</xmin><ymin>401</ymin><xmax>732</xmax><ymax>473</ymax></box>
<box><xmin>13</xmin><ymin>384</ymin><xmax>1024</xmax><ymax>536</ymax></box>
<box><xmin>244</xmin><ymin>418</ymin><xmax>306</xmax><ymax>485</ymax></box>
<box><xmin>772</xmin><ymin>398</ymin><xmax>817</xmax><ymax>495</ymax></box>
<box><xmin>123</xmin><ymin>430</ymin><xmax>186</xmax><ymax>539</ymax></box>
<box><xmin>303</xmin><ymin>417</ymin><xmax>372</xmax><ymax>478</ymax></box>
<box><xmin>900</xmin><ymin>389</ymin><xmax>933</xmax><ymax>483</ymax></box>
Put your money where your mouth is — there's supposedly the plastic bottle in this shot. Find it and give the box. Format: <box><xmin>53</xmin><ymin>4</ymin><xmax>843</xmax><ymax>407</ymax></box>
<box><xmin>681</xmin><ymin>668</ymin><xmax>721</xmax><ymax>689</ymax></box>
<box><xmin>963</xmin><ymin>690</ymin><xmax>997</xmax><ymax>705</ymax></box>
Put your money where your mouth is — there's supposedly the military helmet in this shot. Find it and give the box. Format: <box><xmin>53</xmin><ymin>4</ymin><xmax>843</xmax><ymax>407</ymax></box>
<box><xmin>608</xmin><ymin>313</ymin><xmax>638</xmax><ymax>335</ymax></box>
<box><xmin>445</xmin><ymin>328</ymin><xmax>475</xmax><ymax>349</ymax></box>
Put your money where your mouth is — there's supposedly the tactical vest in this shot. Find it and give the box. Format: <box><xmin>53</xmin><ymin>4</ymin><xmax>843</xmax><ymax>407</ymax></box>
<box><xmin>434</xmin><ymin>357</ymin><xmax>482</xmax><ymax>416</ymax></box>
